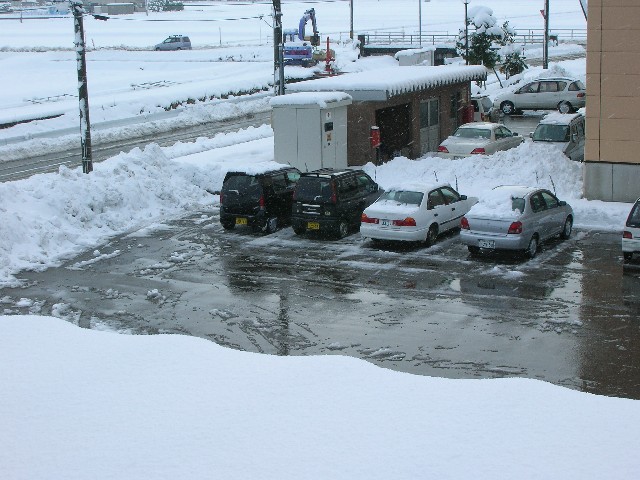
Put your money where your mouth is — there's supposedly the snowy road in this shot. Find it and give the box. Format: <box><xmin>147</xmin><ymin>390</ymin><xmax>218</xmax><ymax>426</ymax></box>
<box><xmin>3</xmin><ymin>207</ymin><xmax>640</xmax><ymax>399</ymax></box>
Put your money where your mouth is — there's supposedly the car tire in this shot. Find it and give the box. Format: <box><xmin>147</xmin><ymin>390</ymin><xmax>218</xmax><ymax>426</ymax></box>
<box><xmin>624</xmin><ymin>252</ymin><xmax>633</xmax><ymax>262</ymax></box>
<box><xmin>425</xmin><ymin>224</ymin><xmax>439</xmax><ymax>247</ymax></box>
<box><xmin>525</xmin><ymin>235</ymin><xmax>539</xmax><ymax>259</ymax></box>
<box><xmin>293</xmin><ymin>225</ymin><xmax>306</xmax><ymax>235</ymax></box>
<box><xmin>155</xmin><ymin>48</ymin><xmax>160</xmax><ymax>51</ymax></box>
<box><xmin>176</xmin><ymin>47</ymin><xmax>182</xmax><ymax>51</ymax></box>
<box><xmin>467</xmin><ymin>245</ymin><xmax>480</xmax><ymax>255</ymax></box>
<box><xmin>560</xmin><ymin>216</ymin><xmax>573</xmax><ymax>240</ymax></box>
<box><xmin>221</xmin><ymin>221</ymin><xmax>235</xmax><ymax>231</ymax></box>
<box><xmin>265</xmin><ymin>217</ymin><xmax>278</xmax><ymax>235</ymax></box>
<box><xmin>558</xmin><ymin>101</ymin><xmax>573</xmax><ymax>114</ymax></box>
<box><xmin>500</xmin><ymin>101</ymin><xmax>516</xmax><ymax>115</ymax></box>
<box><xmin>337</xmin><ymin>221</ymin><xmax>349</xmax><ymax>239</ymax></box>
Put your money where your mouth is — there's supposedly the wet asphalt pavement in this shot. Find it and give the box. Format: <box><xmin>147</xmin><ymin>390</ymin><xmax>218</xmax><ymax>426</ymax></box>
<box><xmin>2</xmin><ymin>206</ymin><xmax>640</xmax><ymax>399</ymax></box>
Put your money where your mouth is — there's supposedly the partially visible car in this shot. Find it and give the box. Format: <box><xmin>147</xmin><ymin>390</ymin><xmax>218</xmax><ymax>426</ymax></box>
<box><xmin>291</xmin><ymin>168</ymin><xmax>382</xmax><ymax>238</ymax></box>
<box><xmin>460</xmin><ymin>185</ymin><xmax>574</xmax><ymax>259</ymax></box>
<box><xmin>493</xmin><ymin>77</ymin><xmax>586</xmax><ymax>115</ymax></box>
<box><xmin>361</xmin><ymin>183</ymin><xmax>477</xmax><ymax>245</ymax></box>
<box><xmin>220</xmin><ymin>166</ymin><xmax>300</xmax><ymax>234</ymax></box>
<box><xmin>530</xmin><ymin>112</ymin><xmax>585</xmax><ymax>162</ymax></box>
<box><xmin>622</xmin><ymin>197</ymin><xmax>640</xmax><ymax>263</ymax></box>
<box><xmin>470</xmin><ymin>94</ymin><xmax>494</xmax><ymax>122</ymax></box>
<box><xmin>436</xmin><ymin>122</ymin><xmax>524</xmax><ymax>159</ymax></box>
<box><xmin>154</xmin><ymin>35</ymin><xmax>192</xmax><ymax>51</ymax></box>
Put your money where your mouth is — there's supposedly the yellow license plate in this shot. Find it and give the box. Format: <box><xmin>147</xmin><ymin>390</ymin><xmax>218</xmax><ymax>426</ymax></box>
<box><xmin>307</xmin><ymin>222</ymin><xmax>320</xmax><ymax>230</ymax></box>
<box><xmin>235</xmin><ymin>217</ymin><xmax>248</xmax><ymax>225</ymax></box>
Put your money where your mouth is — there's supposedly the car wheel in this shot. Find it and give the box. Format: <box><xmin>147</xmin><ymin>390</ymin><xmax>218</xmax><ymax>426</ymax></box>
<box><xmin>155</xmin><ymin>47</ymin><xmax>160</xmax><ymax>51</ymax></box>
<box><xmin>560</xmin><ymin>216</ymin><xmax>573</xmax><ymax>239</ymax></box>
<box><xmin>467</xmin><ymin>245</ymin><xmax>480</xmax><ymax>255</ymax></box>
<box><xmin>176</xmin><ymin>47</ymin><xmax>182</xmax><ymax>51</ymax></box>
<box><xmin>624</xmin><ymin>252</ymin><xmax>633</xmax><ymax>262</ymax></box>
<box><xmin>265</xmin><ymin>217</ymin><xmax>278</xmax><ymax>234</ymax></box>
<box><xmin>500</xmin><ymin>101</ymin><xmax>515</xmax><ymax>115</ymax></box>
<box><xmin>221</xmin><ymin>221</ymin><xmax>235</xmax><ymax>231</ymax></box>
<box><xmin>293</xmin><ymin>225</ymin><xmax>306</xmax><ymax>235</ymax></box>
<box><xmin>525</xmin><ymin>235</ymin><xmax>539</xmax><ymax>259</ymax></box>
<box><xmin>558</xmin><ymin>101</ymin><xmax>573</xmax><ymax>114</ymax></box>
<box><xmin>337</xmin><ymin>220</ymin><xmax>349</xmax><ymax>239</ymax></box>
<box><xmin>425</xmin><ymin>224</ymin><xmax>439</xmax><ymax>247</ymax></box>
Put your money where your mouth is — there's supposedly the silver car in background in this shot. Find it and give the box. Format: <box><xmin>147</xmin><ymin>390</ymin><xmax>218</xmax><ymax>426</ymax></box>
<box><xmin>460</xmin><ymin>185</ymin><xmax>574</xmax><ymax>259</ymax></box>
<box><xmin>436</xmin><ymin>123</ymin><xmax>523</xmax><ymax>159</ymax></box>
<box><xmin>622</xmin><ymin>197</ymin><xmax>640</xmax><ymax>263</ymax></box>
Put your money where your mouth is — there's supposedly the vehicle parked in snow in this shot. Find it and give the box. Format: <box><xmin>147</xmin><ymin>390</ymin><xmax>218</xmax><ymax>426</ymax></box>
<box><xmin>530</xmin><ymin>112</ymin><xmax>585</xmax><ymax>162</ymax></box>
<box><xmin>436</xmin><ymin>123</ymin><xmax>523</xmax><ymax>159</ymax></box>
<box><xmin>623</xmin><ymin>197</ymin><xmax>640</xmax><ymax>263</ymax></box>
<box><xmin>493</xmin><ymin>77</ymin><xmax>586</xmax><ymax>115</ymax></box>
<box><xmin>470</xmin><ymin>94</ymin><xmax>494</xmax><ymax>122</ymax></box>
<box><xmin>361</xmin><ymin>183</ymin><xmax>477</xmax><ymax>245</ymax></box>
<box><xmin>220</xmin><ymin>166</ymin><xmax>301</xmax><ymax>234</ymax></box>
<box><xmin>460</xmin><ymin>185</ymin><xmax>573</xmax><ymax>259</ymax></box>
<box><xmin>292</xmin><ymin>168</ymin><xmax>382</xmax><ymax>238</ymax></box>
<box><xmin>154</xmin><ymin>35</ymin><xmax>192</xmax><ymax>51</ymax></box>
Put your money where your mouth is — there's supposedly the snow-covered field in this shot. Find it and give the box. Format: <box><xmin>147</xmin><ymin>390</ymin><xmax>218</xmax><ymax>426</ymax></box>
<box><xmin>4</xmin><ymin>2</ymin><xmax>640</xmax><ymax>479</ymax></box>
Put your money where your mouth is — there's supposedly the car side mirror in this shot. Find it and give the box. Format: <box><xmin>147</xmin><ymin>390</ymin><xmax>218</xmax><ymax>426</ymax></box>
<box><xmin>460</xmin><ymin>195</ymin><xmax>467</xmax><ymax>200</ymax></box>
<box><xmin>513</xmin><ymin>132</ymin><xmax>519</xmax><ymax>136</ymax></box>
<box><xmin>529</xmin><ymin>132</ymin><xmax>534</xmax><ymax>138</ymax></box>
<box><xmin>558</xmin><ymin>200</ymin><xmax>567</xmax><ymax>206</ymax></box>
<box><xmin>571</xmin><ymin>134</ymin><xmax>578</xmax><ymax>142</ymax></box>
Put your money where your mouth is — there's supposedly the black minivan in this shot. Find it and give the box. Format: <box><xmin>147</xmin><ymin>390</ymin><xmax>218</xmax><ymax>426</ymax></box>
<box><xmin>291</xmin><ymin>168</ymin><xmax>382</xmax><ymax>238</ymax></box>
<box><xmin>220</xmin><ymin>167</ymin><xmax>301</xmax><ymax>234</ymax></box>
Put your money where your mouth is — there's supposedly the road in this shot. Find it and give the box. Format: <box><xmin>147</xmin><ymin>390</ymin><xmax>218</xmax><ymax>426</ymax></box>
<box><xmin>2</xmin><ymin>207</ymin><xmax>639</xmax><ymax>399</ymax></box>
<box><xmin>0</xmin><ymin>110</ymin><xmax>272</xmax><ymax>182</ymax></box>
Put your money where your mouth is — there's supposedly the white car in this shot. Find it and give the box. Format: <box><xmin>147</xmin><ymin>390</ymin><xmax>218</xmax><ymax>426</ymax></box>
<box><xmin>360</xmin><ymin>183</ymin><xmax>477</xmax><ymax>245</ymax></box>
<box><xmin>436</xmin><ymin>123</ymin><xmax>523</xmax><ymax>159</ymax></box>
<box><xmin>623</xmin><ymin>197</ymin><xmax>640</xmax><ymax>263</ymax></box>
<box><xmin>493</xmin><ymin>77</ymin><xmax>586</xmax><ymax>115</ymax></box>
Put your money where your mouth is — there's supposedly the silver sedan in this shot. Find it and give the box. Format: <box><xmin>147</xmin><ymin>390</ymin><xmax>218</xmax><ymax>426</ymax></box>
<box><xmin>459</xmin><ymin>185</ymin><xmax>573</xmax><ymax>259</ymax></box>
<box><xmin>436</xmin><ymin>123</ymin><xmax>524</xmax><ymax>159</ymax></box>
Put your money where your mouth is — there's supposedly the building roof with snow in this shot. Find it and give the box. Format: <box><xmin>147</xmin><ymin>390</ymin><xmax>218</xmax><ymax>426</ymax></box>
<box><xmin>287</xmin><ymin>65</ymin><xmax>488</xmax><ymax>101</ymax></box>
<box><xmin>269</xmin><ymin>91</ymin><xmax>352</xmax><ymax>109</ymax></box>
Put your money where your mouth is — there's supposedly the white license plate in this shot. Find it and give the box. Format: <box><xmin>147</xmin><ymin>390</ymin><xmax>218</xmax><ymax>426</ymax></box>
<box><xmin>380</xmin><ymin>219</ymin><xmax>391</xmax><ymax>227</ymax></box>
<box><xmin>479</xmin><ymin>239</ymin><xmax>495</xmax><ymax>249</ymax></box>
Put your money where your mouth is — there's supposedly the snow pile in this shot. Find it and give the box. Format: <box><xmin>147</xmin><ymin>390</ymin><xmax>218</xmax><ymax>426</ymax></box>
<box><xmin>1</xmin><ymin>314</ymin><xmax>639</xmax><ymax>480</ymax></box>
<box><xmin>466</xmin><ymin>185</ymin><xmax>531</xmax><ymax>219</ymax></box>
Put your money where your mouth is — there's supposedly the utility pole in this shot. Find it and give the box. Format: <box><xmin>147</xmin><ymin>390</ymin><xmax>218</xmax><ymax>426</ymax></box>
<box><xmin>349</xmin><ymin>0</ymin><xmax>353</xmax><ymax>40</ymax></box>
<box><xmin>543</xmin><ymin>0</ymin><xmax>549</xmax><ymax>69</ymax></box>
<box><xmin>463</xmin><ymin>0</ymin><xmax>469</xmax><ymax>65</ymax></box>
<box><xmin>418</xmin><ymin>0</ymin><xmax>422</xmax><ymax>46</ymax></box>
<box><xmin>71</xmin><ymin>0</ymin><xmax>93</xmax><ymax>174</ymax></box>
<box><xmin>272</xmin><ymin>0</ymin><xmax>285</xmax><ymax>95</ymax></box>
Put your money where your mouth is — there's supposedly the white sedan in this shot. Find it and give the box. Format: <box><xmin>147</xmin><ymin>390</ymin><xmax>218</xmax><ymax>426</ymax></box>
<box><xmin>360</xmin><ymin>183</ymin><xmax>477</xmax><ymax>245</ymax></box>
<box><xmin>436</xmin><ymin>122</ymin><xmax>524</xmax><ymax>159</ymax></box>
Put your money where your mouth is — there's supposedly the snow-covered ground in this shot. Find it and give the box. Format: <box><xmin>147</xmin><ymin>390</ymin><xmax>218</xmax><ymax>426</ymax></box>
<box><xmin>4</xmin><ymin>2</ymin><xmax>639</xmax><ymax>478</ymax></box>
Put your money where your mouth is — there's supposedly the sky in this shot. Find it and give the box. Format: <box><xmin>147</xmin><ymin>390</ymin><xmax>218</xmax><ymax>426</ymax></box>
<box><xmin>3</xmin><ymin>2</ymin><xmax>639</xmax><ymax>478</ymax></box>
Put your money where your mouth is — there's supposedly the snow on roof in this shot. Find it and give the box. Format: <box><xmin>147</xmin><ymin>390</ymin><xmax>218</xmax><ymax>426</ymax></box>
<box><xmin>384</xmin><ymin>182</ymin><xmax>450</xmax><ymax>193</ymax></box>
<box><xmin>226</xmin><ymin>161</ymin><xmax>292</xmax><ymax>176</ymax></box>
<box><xmin>394</xmin><ymin>46</ymin><xmax>436</xmax><ymax>59</ymax></box>
<box><xmin>287</xmin><ymin>65</ymin><xmax>488</xmax><ymax>101</ymax></box>
<box><xmin>539</xmin><ymin>112</ymin><xmax>583</xmax><ymax>125</ymax></box>
<box><xmin>269</xmin><ymin>91</ymin><xmax>352</xmax><ymax>108</ymax></box>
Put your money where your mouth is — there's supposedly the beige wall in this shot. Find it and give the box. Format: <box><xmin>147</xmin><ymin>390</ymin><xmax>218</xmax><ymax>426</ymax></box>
<box><xmin>584</xmin><ymin>0</ymin><xmax>640</xmax><ymax>201</ymax></box>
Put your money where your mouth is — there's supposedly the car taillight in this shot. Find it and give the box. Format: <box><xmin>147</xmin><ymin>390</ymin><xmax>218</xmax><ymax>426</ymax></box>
<box><xmin>393</xmin><ymin>217</ymin><xmax>417</xmax><ymax>227</ymax></box>
<box><xmin>623</xmin><ymin>231</ymin><xmax>633</xmax><ymax>239</ymax></box>
<box><xmin>508</xmin><ymin>221</ymin><xmax>523</xmax><ymax>234</ymax></box>
<box><xmin>361</xmin><ymin>213</ymin><xmax>379</xmax><ymax>224</ymax></box>
<box><xmin>219</xmin><ymin>191</ymin><xmax>224</xmax><ymax>204</ymax></box>
<box><xmin>259</xmin><ymin>194</ymin><xmax>265</xmax><ymax>208</ymax></box>
<box><xmin>460</xmin><ymin>216</ymin><xmax>470</xmax><ymax>230</ymax></box>
<box><xmin>577</xmin><ymin>92</ymin><xmax>585</xmax><ymax>98</ymax></box>
<box><xmin>437</xmin><ymin>146</ymin><xmax>449</xmax><ymax>153</ymax></box>
<box><xmin>470</xmin><ymin>148</ymin><xmax>486</xmax><ymax>154</ymax></box>
<box><xmin>292</xmin><ymin>189</ymin><xmax>297</xmax><ymax>201</ymax></box>
<box><xmin>331</xmin><ymin>182</ymin><xmax>337</xmax><ymax>204</ymax></box>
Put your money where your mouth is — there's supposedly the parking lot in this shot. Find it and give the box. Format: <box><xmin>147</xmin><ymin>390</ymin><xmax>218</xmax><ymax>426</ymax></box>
<box><xmin>2</xmin><ymin>207</ymin><xmax>640</xmax><ymax>399</ymax></box>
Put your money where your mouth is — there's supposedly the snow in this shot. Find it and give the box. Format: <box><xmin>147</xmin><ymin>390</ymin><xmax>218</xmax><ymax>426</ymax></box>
<box><xmin>270</xmin><ymin>91</ymin><xmax>352</xmax><ymax>108</ymax></box>
<box><xmin>3</xmin><ymin>2</ymin><xmax>639</xmax><ymax>478</ymax></box>
<box><xmin>2</xmin><ymin>314</ymin><xmax>640</xmax><ymax>480</ymax></box>
<box><xmin>466</xmin><ymin>185</ymin><xmax>536</xmax><ymax>219</ymax></box>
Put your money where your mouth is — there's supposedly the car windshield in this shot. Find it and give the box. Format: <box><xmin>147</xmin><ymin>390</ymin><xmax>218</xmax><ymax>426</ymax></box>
<box><xmin>627</xmin><ymin>202</ymin><xmax>640</xmax><ymax>228</ymax></box>
<box><xmin>512</xmin><ymin>197</ymin><xmax>525</xmax><ymax>213</ymax></box>
<box><xmin>295</xmin><ymin>177</ymin><xmax>333</xmax><ymax>203</ymax></box>
<box><xmin>379</xmin><ymin>190</ymin><xmax>424</xmax><ymax>206</ymax></box>
<box><xmin>453</xmin><ymin>128</ymin><xmax>491</xmax><ymax>139</ymax></box>
<box><xmin>532</xmin><ymin>124</ymin><xmax>570</xmax><ymax>142</ymax></box>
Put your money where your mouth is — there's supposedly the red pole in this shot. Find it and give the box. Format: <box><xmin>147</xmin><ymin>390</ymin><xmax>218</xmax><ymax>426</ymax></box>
<box><xmin>325</xmin><ymin>36</ymin><xmax>332</xmax><ymax>73</ymax></box>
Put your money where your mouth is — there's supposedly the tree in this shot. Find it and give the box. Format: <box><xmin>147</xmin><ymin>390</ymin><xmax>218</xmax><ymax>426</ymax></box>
<box><xmin>500</xmin><ymin>51</ymin><xmax>528</xmax><ymax>79</ymax></box>
<box><xmin>148</xmin><ymin>0</ymin><xmax>184</xmax><ymax>12</ymax></box>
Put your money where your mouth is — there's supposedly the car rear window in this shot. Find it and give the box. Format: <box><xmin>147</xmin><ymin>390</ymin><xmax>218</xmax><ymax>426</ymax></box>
<box><xmin>295</xmin><ymin>177</ymin><xmax>333</xmax><ymax>202</ymax></box>
<box><xmin>380</xmin><ymin>190</ymin><xmax>424</xmax><ymax>206</ymax></box>
<box><xmin>568</xmin><ymin>80</ymin><xmax>585</xmax><ymax>91</ymax></box>
<box><xmin>627</xmin><ymin>202</ymin><xmax>640</xmax><ymax>228</ymax></box>
<box><xmin>222</xmin><ymin>175</ymin><xmax>262</xmax><ymax>198</ymax></box>
<box><xmin>453</xmin><ymin>128</ymin><xmax>491</xmax><ymax>139</ymax></box>
<box><xmin>512</xmin><ymin>197</ymin><xmax>526</xmax><ymax>213</ymax></box>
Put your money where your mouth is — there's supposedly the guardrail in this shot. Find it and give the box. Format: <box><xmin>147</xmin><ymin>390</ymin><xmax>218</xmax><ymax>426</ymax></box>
<box><xmin>361</xmin><ymin>28</ymin><xmax>587</xmax><ymax>46</ymax></box>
